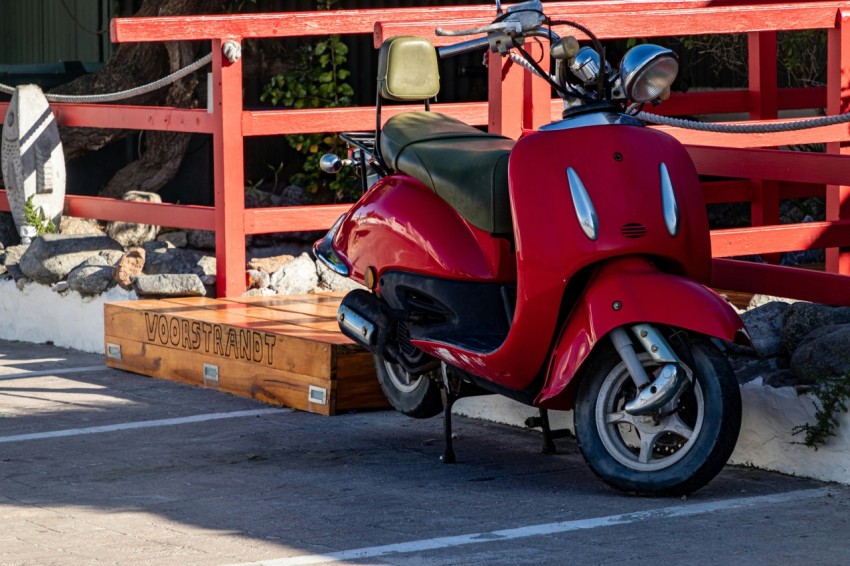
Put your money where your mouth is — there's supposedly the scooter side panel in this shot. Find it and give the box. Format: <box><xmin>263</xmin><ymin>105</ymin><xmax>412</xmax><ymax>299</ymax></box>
<box><xmin>415</xmin><ymin>125</ymin><xmax>717</xmax><ymax>391</ymax></box>
<box><xmin>334</xmin><ymin>174</ymin><xmax>511</xmax><ymax>284</ymax></box>
<box><xmin>537</xmin><ymin>256</ymin><xmax>748</xmax><ymax>409</ymax></box>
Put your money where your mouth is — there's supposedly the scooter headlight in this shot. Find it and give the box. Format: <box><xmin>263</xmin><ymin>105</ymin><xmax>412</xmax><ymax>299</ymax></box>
<box><xmin>620</xmin><ymin>44</ymin><xmax>678</xmax><ymax>103</ymax></box>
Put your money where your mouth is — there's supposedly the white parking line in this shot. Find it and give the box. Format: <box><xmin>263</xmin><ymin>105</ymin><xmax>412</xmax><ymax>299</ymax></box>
<box><xmin>236</xmin><ymin>488</ymin><xmax>833</xmax><ymax>566</ymax></box>
<box><xmin>0</xmin><ymin>408</ymin><xmax>288</xmax><ymax>443</ymax></box>
<box><xmin>0</xmin><ymin>365</ymin><xmax>110</xmax><ymax>381</ymax></box>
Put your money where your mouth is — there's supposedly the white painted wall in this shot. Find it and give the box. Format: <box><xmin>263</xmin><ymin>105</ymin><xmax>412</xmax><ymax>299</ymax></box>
<box><xmin>731</xmin><ymin>379</ymin><xmax>850</xmax><ymax>484</ymax></box>
<box><xmin>0</xmin><ymin>279</ymin><xmax>136</xmax><ymax>353</ymax></box>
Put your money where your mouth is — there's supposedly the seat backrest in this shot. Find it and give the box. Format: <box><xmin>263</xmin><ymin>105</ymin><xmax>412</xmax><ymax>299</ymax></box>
<box><xmin>377</xmin><ymin>36</ymin><xmax>440</xmax><ymax>101</ymax></box>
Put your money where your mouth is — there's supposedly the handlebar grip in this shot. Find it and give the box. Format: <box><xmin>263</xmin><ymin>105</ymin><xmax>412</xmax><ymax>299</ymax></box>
<box><xmin>437</xmin><ymin>37</ymin><xmax>490</xmax><ymax>59</ymax></box>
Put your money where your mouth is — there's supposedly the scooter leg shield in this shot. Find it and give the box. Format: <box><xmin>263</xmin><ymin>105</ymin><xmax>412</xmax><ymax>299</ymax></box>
<box><xmin>537</xmin><ymin>257</ymin><xmax>749</xmax><ymax>409</ymax></box>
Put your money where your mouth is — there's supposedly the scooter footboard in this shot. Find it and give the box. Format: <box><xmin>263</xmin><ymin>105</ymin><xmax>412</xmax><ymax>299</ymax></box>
<box><xmin>537</xmin><ymin>256</ymin><xmax>749</xmax><ymax>409</ymax></box>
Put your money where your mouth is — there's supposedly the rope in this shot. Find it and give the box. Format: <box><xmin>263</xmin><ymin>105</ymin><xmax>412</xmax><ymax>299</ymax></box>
<box><xmin>59</xmin><ymin>0</ymin><xmax>106</xmax><ymax>36</ymax></box>
<box><xmin>510</xmin><ymin>52</ymin><xmax>545</xmax><ymax>78</ymax></box>
<box><xmin>0</xmin><ymin>53</ymin><xmax>212</xmax><ymax>104</ymax></box>
<box><xmin>5</xmin><ymin>44</ymin><xmax>843</xmax><ymax>135</ymax></box>
<box><xmin>637</xmin><ymin>110</ymin><xmax>850</xmax><ymax>134</ymax></box>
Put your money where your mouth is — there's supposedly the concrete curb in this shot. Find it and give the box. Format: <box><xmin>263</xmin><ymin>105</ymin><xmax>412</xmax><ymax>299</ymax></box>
<box><xmin>455</xmin><ymin>384</ymin><xmax>850</xmax><ymax>486</ymax></box>
<box><xmin>1</xmin><ymin>281</ymin><xmax>847</xmax><ymax>485</ymax></box>
<box><xmin>0</xmin><ymin>278</ymin><xmax>136</xmax><ymax>353</ymax></box>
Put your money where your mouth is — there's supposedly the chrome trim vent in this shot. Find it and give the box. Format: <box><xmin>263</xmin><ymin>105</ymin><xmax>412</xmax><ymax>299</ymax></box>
<box><xmin>659</xmin><ymin>163</ymin><xmax>680</xmax><ymax>237</ymax></box>
<box><xmin>621</xmin><ymin>223</ymin><xmax>648</xmax><ymax>239</ymax></box>
<box><xmin>566</xmin><ymin>167</ymin><xmax>600</xmax><ymax>241</ymax></box>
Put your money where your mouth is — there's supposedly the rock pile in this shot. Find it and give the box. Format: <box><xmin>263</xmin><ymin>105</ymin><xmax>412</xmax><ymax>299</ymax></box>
<box><xmin>726</xmin><ymin>296</ymin><xmax>850</xmax><ymax>389</ymax></box>
<box><xmin>0</xmin><ymin>209</ymin><xmax>363</xmax><ymax>299</ymax></box>
<box><xmin>0</xmin><ymin>207</ymin><xmax>846</xmax><ymax>393</ymax></box>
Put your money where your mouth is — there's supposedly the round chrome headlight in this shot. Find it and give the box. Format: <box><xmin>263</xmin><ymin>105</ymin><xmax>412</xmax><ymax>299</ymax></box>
<box><xmin>619</xmin><ymin>44</ymin><xmax>679</xmax><ymax>103</ymax></box>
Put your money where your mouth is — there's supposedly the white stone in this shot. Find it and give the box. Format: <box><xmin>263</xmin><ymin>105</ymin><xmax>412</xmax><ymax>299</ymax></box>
<box><xmin>0</xmin><ymin>278</ymin><xmax>136</xmax><ymax>353</ymax></box>
<box><xmin>1</xmin><ymin>85</ymin><xmax>65</xmax><ymax>233</ymax></box>
<box><xmin>269</xmin><ymin>253</ymin><xmax>319</xmax><ymax>295</ymax></box>
<box><xmin>454</xmin><ymin>395</ymin><xmax>573</xmax><ymax>433</ymax></box>
<box><xmin>729</xmin><ymin>379</ymin><xmax>850</xmax><ymax>484</ymax></box>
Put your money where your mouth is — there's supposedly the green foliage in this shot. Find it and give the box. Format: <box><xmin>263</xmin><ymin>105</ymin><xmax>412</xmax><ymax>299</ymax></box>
<box><xmin>259</xmin><ymin>0</ymin><xmax>358</xmax><ymax>202</ymax></box>
<box><xmin>23</xmin><ymin>195</ymin><xmax>56</xmax><ymax>236</ymax></box>
<box><xmin>246</xmin><ymin>162</ymin><xmax>285</xmax><ymax>206</ymax></box>
<box><xmin>793</xmin><ymin>371</ymin><xmax>850</xmax><ymax>449</ymax></box>
<box><xmin>776</xmin><ymin>30</ymin><xmax>827</xmax><ymax>87</ymax></box>
<box><xmin>677</xmin><ymin>34</ymin><xmax>748</xmax><ymax>86</ymax></box>
<box><xmin>625</xmin><ymin>38</ymin><xmax>647</xmax><ymax>49</ymax></box>
<box><xmin>673</xmin><ymin>30</ymin><xmax>826</xmax><ymax>88</ymax></box>
<box><xmin>221</xmin><ymin>0</ymin><xmax>256</xmax><ymax>13</ymax></box>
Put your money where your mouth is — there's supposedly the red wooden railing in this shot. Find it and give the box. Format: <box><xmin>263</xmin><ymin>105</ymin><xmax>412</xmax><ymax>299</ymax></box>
<box><xmin>1</xmin><ymin>1</ymin><xmax>849</xmax><ymax>304</ymax></box>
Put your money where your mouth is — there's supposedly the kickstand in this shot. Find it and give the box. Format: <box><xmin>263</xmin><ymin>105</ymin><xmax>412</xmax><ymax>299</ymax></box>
<box><xmin>539</xmin><ymin>408</ymin><xmax>558</xmax><ymax>455</ymax></box>
<box><xmin>440</xmin><ymin>389</ymin><xmax>458</xmax><ymax>464</ymax></box>
<box><xmin>525</xmin><ymin>409</ymin><xmax>560</xmax><ymax>454</ymax></box>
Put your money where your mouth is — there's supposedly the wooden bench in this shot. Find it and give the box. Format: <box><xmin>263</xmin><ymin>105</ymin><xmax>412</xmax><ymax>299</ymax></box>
<box><xmin>104</xmin><ymin>293</ymin><xmax>388</xmax><ymax>416</ymax></box>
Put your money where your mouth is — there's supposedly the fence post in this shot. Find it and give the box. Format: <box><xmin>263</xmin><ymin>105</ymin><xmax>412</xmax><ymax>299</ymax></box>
<box><xmin>827</xmin><ymin>10</ymin><xmax>850</xmax><ymax>276</ymax></box>
<box><xmin>523</xmin><ymin>39</ymin><xmax>552</xmax><ymax>130</ymax></box>
<box><xmin>212</xmin><ymin>38</ymin><xmax>247</xmax><ymax>298</ymax></box>
<box><xmin>747</xmin><ymin>31</ymin><xmax>780</xmax><ymax>263</ymax></box>
<box><xmin>488</xmin><ymin>52</ymin><xmax>525</xmax><ymax>138</ymax></box>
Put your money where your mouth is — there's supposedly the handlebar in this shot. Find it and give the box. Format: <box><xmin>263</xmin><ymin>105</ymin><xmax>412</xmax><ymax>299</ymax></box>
<box><xmin>437</xmin><ymin>36</ymin><xmax>490</xmax><ymax>59</ymax></box>
<box><xmin>436</xmin><ymin>27</ymin><xmax>560</xmax><ymax>60</ymax></box>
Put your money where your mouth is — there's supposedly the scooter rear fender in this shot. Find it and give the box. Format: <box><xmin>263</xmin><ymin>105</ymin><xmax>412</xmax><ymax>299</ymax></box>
<box><xmin>331</xmin><ymin>174</ymin><xmax>515</xmax><ymax>284</ymax></box>
<box><xmin>536</xmin><ymin>256</ymin><xmax>750</xmax><ymax>410</ymax></box>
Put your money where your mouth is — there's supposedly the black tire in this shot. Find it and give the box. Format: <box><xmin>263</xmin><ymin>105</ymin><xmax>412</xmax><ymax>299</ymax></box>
<box><xmin>374</xmin><ymin>355</ymin><xmax>443</xmax><ymax>418</ymax></box>
<box><xmin>574</xmin><ymin>330</ymin><xmax>741</xmax><ymax>496</ymax></box>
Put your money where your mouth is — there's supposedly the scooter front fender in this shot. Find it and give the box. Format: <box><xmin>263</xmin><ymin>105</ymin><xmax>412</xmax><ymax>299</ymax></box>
<box><xmin>537</xmin><ymin>256</ymin><xmax>749</xmax><ymax>409</ymax></box>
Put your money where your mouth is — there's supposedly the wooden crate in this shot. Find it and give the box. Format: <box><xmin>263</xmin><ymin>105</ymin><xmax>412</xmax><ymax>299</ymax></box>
<box><xmin>103</xmin><ymin>293</ymin><xmax>388</xmax><ymax>416</ymax></box>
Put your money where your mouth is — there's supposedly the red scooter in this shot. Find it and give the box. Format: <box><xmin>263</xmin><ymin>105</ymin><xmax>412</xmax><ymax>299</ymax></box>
<box><xmin>315</xmin><ymin>1</ymin><xmax>749</xmax><ymax>496</ymax></box>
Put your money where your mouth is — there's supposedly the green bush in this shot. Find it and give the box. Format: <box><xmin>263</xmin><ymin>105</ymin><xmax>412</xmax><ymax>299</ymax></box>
<box><xmin>793</xmin><ymin>371</ymin><xmax>850</xmax><ymax>449</ymax></box>
<box><xmin>260</xmin><ymin>1</ymin><xmax>358</xmax><ymax>203</ymax></box>
<box><xmin>23</xmin><ymin>195</ymin><xmax>56</xmax><ymax>236</ymax></box>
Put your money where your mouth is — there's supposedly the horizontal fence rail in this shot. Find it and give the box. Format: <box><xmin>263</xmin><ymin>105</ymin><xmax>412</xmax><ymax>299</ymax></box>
<box><xmin>0</xmin><ymin>0</ymin><xmax>849</xmax><ymax>302</ymax></box>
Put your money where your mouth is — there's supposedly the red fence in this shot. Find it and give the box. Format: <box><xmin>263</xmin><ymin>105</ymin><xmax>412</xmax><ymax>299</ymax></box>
<box><xmin>1</xmin><ymin>0</ymin><xmax>849</xmax><ymax>304</ymax></box>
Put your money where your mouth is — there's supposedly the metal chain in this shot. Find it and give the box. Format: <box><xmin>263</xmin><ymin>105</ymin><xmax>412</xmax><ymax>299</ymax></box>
<box><xmin>0</xmin><ymin>53</ymin><xmax>212</xmax><ymax>103</ymax></box>
<box><xmin>637</xmin><ymin>109</ymin><xmax>850</xmax><ymax>133</ymax></box>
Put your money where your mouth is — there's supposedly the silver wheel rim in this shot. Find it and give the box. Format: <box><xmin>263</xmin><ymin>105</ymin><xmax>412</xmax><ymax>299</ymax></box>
<box><xmin>594</xmin><ymin>355</ymin><xmax>705</xmax><ymax>472</ymax></box>
<box><xmin>382</xmin><ymin>359</ymin><xmax>423</xmax><ymax>394</ymax></box>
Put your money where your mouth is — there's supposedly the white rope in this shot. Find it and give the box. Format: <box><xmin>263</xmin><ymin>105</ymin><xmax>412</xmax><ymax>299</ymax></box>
<box><xmin>637</xmin><ymin>109</ymin><xmax>850</xmax><ymax>133</ymax></box>
<box><xmin>510</xmin><ymin>52</ymin><xmax>546</xmax><ymax>78</ymax></box>
<box><xmin>0</xmin><ymin>53</ymin><xmax>212</xmax><ymax>104</ymax></box>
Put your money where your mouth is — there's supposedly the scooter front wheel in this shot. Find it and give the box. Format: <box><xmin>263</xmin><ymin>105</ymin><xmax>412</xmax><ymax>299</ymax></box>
<box><xmin>374</xmin><ymin>355</ymin><xmax>443</xmax><ymax>419</ymax></box>
<box><xmin>574</xmin><ymin>330</ymin><xmax>741</xmax><ymax>496</ymax></box>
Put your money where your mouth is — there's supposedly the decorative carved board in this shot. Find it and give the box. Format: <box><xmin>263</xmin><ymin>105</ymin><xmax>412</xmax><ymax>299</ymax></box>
<box><xmin>1</xmin><ymin>85</ymin><xmax>65</xmax><ymax>233</ymax></box>
<box><xmin>104</xmin><ymin>293</ymin><xmax>388</xmax><ymax>416</ymax></box>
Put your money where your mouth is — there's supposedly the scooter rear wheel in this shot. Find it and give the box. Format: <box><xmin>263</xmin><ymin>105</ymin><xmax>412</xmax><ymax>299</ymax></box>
<box><xmin>374</xmin><ymin>355</ymin><xmax>443</xmax><ymax>419</ymax></box>
<box><xmin>574</xmin><ymin>330</ymin><xmax>741</xmax><ymax>496</ymax></box>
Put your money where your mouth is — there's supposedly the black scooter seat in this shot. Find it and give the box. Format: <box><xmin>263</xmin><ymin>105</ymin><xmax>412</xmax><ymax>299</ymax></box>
<box><xmin>380</xmin><ymin>112</ymin><xmax>514</xmax><ymax>236</ymax></box>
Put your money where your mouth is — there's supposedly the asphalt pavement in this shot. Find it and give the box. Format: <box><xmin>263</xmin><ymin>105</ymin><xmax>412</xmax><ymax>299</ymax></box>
<box><xmin>0</xmin><ymin>338</ymin><xmax>847</xmax><ymax>565</ymax></box>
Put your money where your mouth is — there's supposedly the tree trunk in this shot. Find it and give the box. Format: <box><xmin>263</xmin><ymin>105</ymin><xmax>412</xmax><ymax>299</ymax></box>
<box><xmin>51</xmin><ymin>0</ymin><xmax>208</xmax><ymax>198</ymax></box>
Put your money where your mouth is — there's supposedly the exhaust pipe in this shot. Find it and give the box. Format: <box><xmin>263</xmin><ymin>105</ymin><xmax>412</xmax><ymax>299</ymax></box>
<box><xmin>338</xmin><ymin>290</ymin><xmax>440</xmax><ymax>376</ymax></box>
<box><xmin>337</xmin><ymin>290</ymin><xmax>388</xmax><ymax>350</ymax></box>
